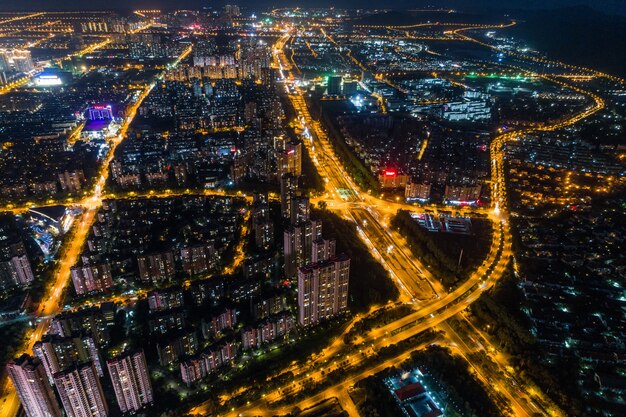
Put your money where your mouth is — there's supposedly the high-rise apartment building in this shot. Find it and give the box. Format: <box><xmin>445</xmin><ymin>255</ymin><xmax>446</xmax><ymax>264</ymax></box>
<box><xmin>298</xmin><ymin>255</ymin><xmax>350</xmax><ymax>326</ymax></box>
<box><xmin>136</xmin><ymin>251</ymin><xmax>175</xmax><ymax>284</ymax></box>
<box><xmin>289</xmin><ymin>196</ymin><xmax>310</xmax><ymax>225</ymax></box>
<box><xmin>311</xmin><ymin>238</ymin><xmax>336</xmax><ymax>264</ymax></box>
<box><xmin>107</xmin><ymin>350</ymin><xmax>153</xmax><ymax>413</ymax></box>
<box><xmin>0</xmin><ymin>254</ymin><xmax>35</xmax><ymax>287</ymax></box>
<box><xmin>147</xmin><ymin>286</ymin><xmax>185</xmax><ymax>311</ymax></box>
<box><xmin>70</xmin><ymin>263</ymin><xmax>113</xmax><ymax>295</ymax></box>
<box><xmin>280</xmin><ymin>174</ymin><xmax>299</xmax><ymax>220</ymax></box>
<box><xmin>252</xmin><ymin>193</ymin><xmax>274</xmax><ymax>250</ymax></box>
<box><xmin>283</xmin><ymin>220</ymin><xmax>323</xmax><ymax>278</ymax></box>
<box><xmin>180</xmin><ymin>244</ymin><xmax>217</xmax><ymax>276</ymax></box>
<box><xmin>277</xmin><ymin>140</ymin><xmax>302</xmax><ymax>178</ymax></box>
<box><xmin>53</xmin><ymin>362</ymin><xmax>108</xmax><ymax>417</ymax></box>
<box><xmin>49</xmin><ymin>308</ymin><xmax>110</xmax><ymax>346</ymax></box>
<box><xmin>6</xmin><ymin>354</ymin><xmax>62</xmax><ymax>417</ymax></box>
<box><xmin>33</xmin><ymin>333</ymin><xmax>103</xmax><ymax>385</ymax></box>
<box><xmin>0</xmin><ymin>239</ymin><xmax>35</xmax><ymax>288</ymax></box>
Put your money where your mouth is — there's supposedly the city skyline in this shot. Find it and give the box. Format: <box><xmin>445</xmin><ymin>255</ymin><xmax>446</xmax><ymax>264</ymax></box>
<box><xmin>0</xmin><ymin>0</ymin><xmax>625</xmax><ymax>14</ymax></box>
<box><xmin>0</xmin><ymin>4</ymin><xmax>624</xmax><ymax>417</ymax></box>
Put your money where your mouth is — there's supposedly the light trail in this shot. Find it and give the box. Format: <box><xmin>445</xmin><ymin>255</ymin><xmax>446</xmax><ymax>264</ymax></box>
<box><xmin>0</xmin><ymin>12</ymin><xmax>45</xmax><ymax>26</ymax></box>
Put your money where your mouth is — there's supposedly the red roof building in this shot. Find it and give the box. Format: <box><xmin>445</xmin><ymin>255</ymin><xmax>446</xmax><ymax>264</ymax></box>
<box><xmin>394</xmin><ymin>382</ymin><xmax>426</xmax><ymax>401</ymax></box>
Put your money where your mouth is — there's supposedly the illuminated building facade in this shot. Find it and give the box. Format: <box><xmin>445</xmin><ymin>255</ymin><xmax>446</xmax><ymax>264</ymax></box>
<box><xmin>107</xmin><ymin>350</ymin><xmax>153</xmax><ymax>414</ymax></box>
<box><xmin>6</xmin><ymin>355</ymin><xmax>62</xmax><ymax>417</ymax></box>
<box><xmin>53</xmin><ymin>362</ymin><xmax>108</xmax><ymax>417</ymax></box>
<box><xmin>298</xmin><ymin>255</ymin><xmax>350</xmax><ymax>326</ymax></box>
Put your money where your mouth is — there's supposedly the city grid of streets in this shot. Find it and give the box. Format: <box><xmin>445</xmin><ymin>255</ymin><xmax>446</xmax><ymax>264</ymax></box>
<box><xmin>0</xmin><ymin>8</ymin><xmax>616</xmax><ymax>417</ymax></box>
<box><xmin>0</xmin><ymin>35</ymin><xmax>194</xmax><ymax>416</ymax></box>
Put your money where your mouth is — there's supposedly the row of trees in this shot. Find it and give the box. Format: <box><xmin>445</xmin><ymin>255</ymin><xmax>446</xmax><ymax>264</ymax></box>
<box><xmin>269</xmin><ymin>330</ymin><xmax>439</xmax><ymax>409</ymax></box>
<box><xmin>312</xmin><ymin>208</ymin><xmax>399</xmax><ymax>312</ymax></box>
<box><xmin>391</xmin><ymin>210</ymin><xmax>493</xmax><ymax>288</ymax></box>
<box><xmin>344</xmin><ymin>304</ymin><xmax>413</xmax><ymax>343</ymax></box>
<box><xmin>301</xmin><ymin>144</ymin><xmax>326</xmax><ymax>193</ymax></box>
<box><xmin>469</xmin><ymin>268</ymin><xmax>586</xmax><ymax>416</ymax></box>
<box><xmin>407</xmin><ymin>346</ymin><xmax>504</xmax><ymax>417</ymax></box>
<box><xmin>318</xmin><ymin>102</ymin><xmax>381</xmax><ymax>194</ymax></box>
<box><xmin>354</xmin><ymin>345</ymin><xmax>504</xmax><ymax>417</ymax></box>
<box><xmin>0</xmin><ymin>322</ymin><xmax>29</xmax><ymax>371</ymax></box>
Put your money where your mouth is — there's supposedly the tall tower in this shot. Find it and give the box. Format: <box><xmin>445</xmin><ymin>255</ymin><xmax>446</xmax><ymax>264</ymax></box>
<box><xmin>53</xmin><ymin>362</ymin><xmax>108</xmax><ymax>417</ymax></box>
<box><xmin>6</xmin><ymin>354</ymin><xmax>62</xmax><ymax>417</ymax></box>
<box><xmin>107</xmin><ymin>350</ymin><xmax>153</xmax><ymax>413</ymax></box>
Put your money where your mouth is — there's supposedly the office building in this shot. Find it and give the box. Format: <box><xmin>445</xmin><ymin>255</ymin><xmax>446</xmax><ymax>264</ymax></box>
<box><xmin>88</xmin><ymin>105</ymin><xmax>113</xmax><ymax>121</ymax></box>
<box><xmin>379</xmin><ymin>169</ymin><xmax>409</xmax><ymax>189</ymax></box>
<box><xmin>342</xmin><ymin>79</ymin><xmax>359</xmax><ymax>96</ymax></box>
<box><xmin>0</xmin><ymin>50</ymin><xmax>35</xmax><ymax>73</ymax></box>
<box><xmin>298</xmin><ymin>255</ymin><xmax>350</xmax><ymax>326</ymax></box>
<box><xmin>327</xmin><ymin>75</ymin><xmax>342</xmax><ymax>96</ymax></box>
<box><xmin>107</xmin><ymin>350</ymin><xmax>153</xmax><ymax>414</ymax></box>
<box><xmin>6</xmin><ymin>354</ymin><xmax>62</xmax><ymax>417</ymax></box>
<box><xmin>0</xmin><ymin>51</ymin><xmax>9</xmax><ymax>71</ymax></box>
<box><xmin>441</xmin><ymin>91</ymin><xmax>491</xmax><ymax>122</ymax></box>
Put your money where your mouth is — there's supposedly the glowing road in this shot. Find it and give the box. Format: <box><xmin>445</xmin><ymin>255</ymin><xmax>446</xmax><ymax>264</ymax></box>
<box><xmin>0</xmin><ymin>45</ymin><xmax>192</xmax><ymax>417</ymax></box>
<box><xmin>196</xmin><ymin>19</ymin><xmax>609</xmax><ymax>417</ymax></box>
<box><xmin>0</xmin><ymin>15</ymin><xmax>611</xmax><ymax>417</ymax></box>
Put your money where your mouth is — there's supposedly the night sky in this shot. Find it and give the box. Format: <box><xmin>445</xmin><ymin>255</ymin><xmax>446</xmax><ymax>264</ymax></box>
<box><xmin>0</xmin><ymin>0</ymin><xmax>625</xmax><ymax>15</ymax></box>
